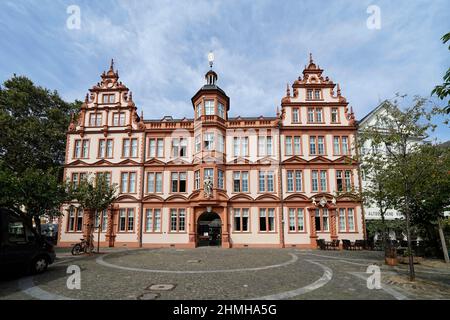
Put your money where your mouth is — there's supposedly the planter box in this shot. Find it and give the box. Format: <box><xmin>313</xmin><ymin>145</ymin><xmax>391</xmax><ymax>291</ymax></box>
<box><xmin>385</xmin><ymin>257</ymin><xmax>398</xmax><ymax>266</ymax></box>
<box><xmin>398</xmin><ymin>256</ymin><xmax>423</xmax><ymax>264</ymax></box>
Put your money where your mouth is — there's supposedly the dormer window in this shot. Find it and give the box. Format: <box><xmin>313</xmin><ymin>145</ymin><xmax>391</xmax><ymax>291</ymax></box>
<box><xmin>102</xmin><ymin>94</ymin><xmax>115</xmax><ymax>104</ymax></box>
<box><xmin>89</xmin><ymin>113</ymin><xmax>102</xmax><ymax>126</ymax></box>
<box><xmin>218</xmin><ymin>103</ymin><xmax>225</xmax><ymax>118</ymax></box>
<box><xmin>113</xmin><ymin>112</ymin><xmax>125</xmax><ymax>126</ymax></box>
<box><xmin>205</xmin><ymin>100</ymin><xmax>214</xmax><ymax>115</ymax></box>
<box><xmin>314</xmin><ymin>89</ymin><xmax>321</xmax><ymax>100</ymax></box>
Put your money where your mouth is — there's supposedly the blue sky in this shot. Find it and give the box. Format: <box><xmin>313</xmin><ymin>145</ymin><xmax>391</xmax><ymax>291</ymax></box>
<box><xmin>0</xmin><ymin>0</ymin><xmax>449</xmax><ymax>141</ymax></box>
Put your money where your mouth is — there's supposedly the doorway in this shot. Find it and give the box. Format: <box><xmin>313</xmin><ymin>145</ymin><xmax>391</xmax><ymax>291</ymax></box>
<box><xmin>197</xmin><ymin>212</ymin><xmax>222</xmax><ymax>247</ymax></box>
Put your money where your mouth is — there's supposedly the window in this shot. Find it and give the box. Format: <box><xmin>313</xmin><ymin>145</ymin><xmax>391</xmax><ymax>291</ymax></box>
<box><xmin>285</xmin><ymin>136</ymin><xmax>292</xmax><ymax>156</ymax></box>
<box><xmin>316</xmin><ymin>108</ymin><xmax>323</xmax><ymax>122</ymax></box>
<box><xmin>218</xmin><ymin>134</ymin><xmax>224</xmax><ymax>153</ymax></box>
<box><xmin>196</xmin><ymin>103</ymin><xmax>202</xmax><ymax>118</ymax></box>
<box><xmin>233</xmin><ymin>208</ymin><xmax>249</xmax><ymax>232</ymax></box>
<box><xmin>308</xmin><ymin>108</ymin><xmax>314</xmax><ymax>122</ymax></box>
<box><xmin>336</xmin><ymin>170</ymin><xmax>352</xmax><ymax>192</ymax></box>
<box><xmin>318</xmin><ymin>136</ymin><xmax>325</xmax><ymax>154</ymax></box>
<box><xmin>311</xmin><ymin>170</ymin><xmax>327</xmax><ymax>192</ymax></box>
<box><xmin>194</xmin><ymin>170</ymin><xmax>200</xmax><ymax>190</ymax></box>
<box><xmin>258</xmin><ymin>136</ymin><xmax>273</xmax><ymax>156</ymax></box>
<box><xmin>286</xmin><ymin>136</ymin><xmax>301</xmax><ymax>156</ymax></box>
<box><xmin>195</xmin><ymin>135</ymin><xmax>201</xmax><ymax>153</ymax></box>
<box><xmin>218</xmin><ymin>170</ymin><xmax>224</xmax><ymax>189</ymax></box>
<box><xmin>96</xmin><ymin>172</ymin><xmax>111</xmax><ymax>186</ymax></box>
<box><xmin>333</xmin><ymin>137</ymin><xmax>340</xmax><ymax>155</ymax></box>
<box><xmin>233</xmin><ymin>171</ymin><xmax>248</xmax><ymax>192</ymax></box>
<box><xmin>333</xmin><ymin>136</ymin><xmax>349</xmax><ymax>155</ymax></box>
<box><xmin>315</xmin><ymin>208</ymin><xmax>329</xmax><ymax>232</ymax></box>
<box><xmin>89</xmin><ymin>113</ymin><xmax>102</xmax><ymax>126</ymax></box>
<box><xmin>205</xmin><ymin>100</ymin><xmax>214</xmax><ymax>115</ymax></box>
<box><xmin>292</xmin><ymin>108</ymin><xmax>300</xmax><ymax>123</ymax></box>
<box><xmin>339</xmin><ymin>208</ymin><xmax>355</xmax><ymax>232</ymax></box>
<box><xmin>309</xmin><ymin>136</ymin><xmax>316</xmax><ymax>155</ymax></box>
<box><xmin>331</xmin><ymin>108</ymin><xmax>339</xmax><ymax>123</ymax></box>
<box><xmin>122</xmin><ymin>138</ymin><xmax>138</xmax><ymax>158</ymax></box>
<box><xmin>71</xmin><ymin>172</ymin><xmax>87</xmax><ymax>188</ymax></box>
<box><xmin>288</xmin><ymin>208</ymin><xmax>305</xmax><ymax>232</ymax></box>
<box><xmin>67</xmin><ymin>207</ymin><xmax>83</xmax><ymax>232</ymax></box>
<box><xmin>314</xmin><ymin>89</ymin><xmax>321</xmax><ymax>100</ymax></box>
<box><xmin>307</xmin><ymin>89</ymin><xmax>313</xmax><ymax>100</ymax></box>
<box><xmin>170</xmin><ymin>209</ymin><xmax>186</xmax><ymax>232</ymax></box>
<box><xmin>204</xmin><ymin>168</ymin><xmax>214</xmax><ymax>182</ymax></box>
<box><xmin>218</xmin><ymin>103</ymin><xmax>225</xmax><ymax>118</ymax></box>
<box><xmin>147</xmin><ymin>172</ymin><xmax>163</xmax><ymax>193</ymax></box>
<box><xmin>149</xmin><ymin>138</ymin><xmax>164</xmax><ymax>158</ymax></box>
<box><xmin>120</xmin><ymin>172</ymin><xmax>137</xmax><ymax>193</ymax></box>
<box><xmin>98</xmin><ymin>139</ymin><xmax>113</xmax><ymax>158</ymax></box>
<box><xmin>113</xmin><ymin>112</ymin><xmax>125</xmax><ymax>126</ymax></box>
<box><xmin>172</xmin><ymin>138</ymin><xmax>187</xmax><ymax>157</ymax></box>
<box><xmin>94</xmin><ymin>209</ymin><xmax>108</xmax><ymax>231</ymax></box>
<box><xmin>171</xmin><ymin>172</ymin><xmax>187</xmax><ymax>192</ymax></box>
<box><xmin>342</xmin><ymin>136</ymin><xmax>349</xmax><ymax>154</ymax></box>
<box><xmin>204</xmin><ymin>133</ymin><xmax>214</xmax><ymax>151</ymax></box>
<box><xmin>102</xmin><ymin>94</ymin><xmax>115</xmax><ymax>104</ymax></box>
<box><xmin>287</xmin><ymin>170</ymin><xmax>302</xmax><ymax>192</ymax></box>
<box><xmin>74</xmin><ymin>139</ymin><xmax>89</xmax><ymax>158</ymax></box>
<box><xmin>309</xmin><ymin>136</ymin><xmax>325</xmax><ymax>155</ymax></box>
<box><xmin>259</xmin><ymin>171</ymin><xmax>274</xmax><ymax>192</ymax></box>
<box><xmin>259</xmin><ymin>208</ymin><xmax>275</xmax><ymax>232</ymax></box>
<box><xmin>145</xmin><ymin>209</ymin><xmax>161</xmax><ymax>232</ymax></box>
<box><xmin>118</xmin><ymin>208</ymin><xmax>134</xmax><ymax>232</ymax></box>
<box><xmin>233</xmin><ymin>137</ymin><xmax>248</xmax><ymax>157</ymax></box>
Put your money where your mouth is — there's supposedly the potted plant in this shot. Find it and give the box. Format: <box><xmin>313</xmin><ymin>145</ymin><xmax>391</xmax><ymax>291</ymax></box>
<box><xmin>399</xmin><ymin>249</ymin><xmax>423</xmax><ymax>264</ymax></box>
<box><xmin>385</xmin><ymin>246</ymin><xmax>398</xmax><ymax>266</ymax></box>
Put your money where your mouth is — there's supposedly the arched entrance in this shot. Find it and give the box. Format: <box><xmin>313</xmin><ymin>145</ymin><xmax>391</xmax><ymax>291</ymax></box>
<box><xmin>197</xmin><ymin>212</ymin><xmax>222</xmax><ymax>247</ymax></box>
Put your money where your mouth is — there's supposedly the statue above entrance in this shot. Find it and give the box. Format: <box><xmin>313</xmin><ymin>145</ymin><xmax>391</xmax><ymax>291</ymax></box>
<box><xmin>204</xmin><ymin>175</ymin><xmax>213</xmax><ymax>198</ymax></box>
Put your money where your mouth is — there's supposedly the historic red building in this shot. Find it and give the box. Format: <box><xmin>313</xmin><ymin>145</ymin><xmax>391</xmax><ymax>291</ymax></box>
<box><xmin>58</xmin><ymin>55</ymin><xmax>363</xmax><ymax>248</ymax></box>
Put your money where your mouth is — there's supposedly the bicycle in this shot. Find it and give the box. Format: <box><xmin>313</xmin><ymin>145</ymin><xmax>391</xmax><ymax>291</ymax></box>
<box><xmin>71</xmin><ymin>238</ymin><xmax>94</xmax><ymax>255</ymax></box>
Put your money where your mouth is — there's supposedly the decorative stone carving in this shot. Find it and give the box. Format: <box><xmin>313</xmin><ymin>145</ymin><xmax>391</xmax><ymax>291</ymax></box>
<box><xmin>204</xmin><ymin>175</ymin><xmax>213</xmax><ymax>198</ymax></box>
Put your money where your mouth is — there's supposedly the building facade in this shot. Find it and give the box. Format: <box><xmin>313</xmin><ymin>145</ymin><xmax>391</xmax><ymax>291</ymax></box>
<box><xmin>58</xmin><ymin>55</ymin><xmax>364</xmax><ymax>248</ymax></box>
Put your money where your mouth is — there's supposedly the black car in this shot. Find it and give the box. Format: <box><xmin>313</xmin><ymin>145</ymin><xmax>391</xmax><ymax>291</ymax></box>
<box><xmin>0</xmin><ymin>208</ymin><xmax>56</xmax><ymax>275</ymax></box>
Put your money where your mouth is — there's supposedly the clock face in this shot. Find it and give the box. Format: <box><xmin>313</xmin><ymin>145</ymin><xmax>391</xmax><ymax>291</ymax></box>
<box><xmin>107</xmin><ymin>82</ymin><xmax>113</xmax><ymax>88</ymax></box>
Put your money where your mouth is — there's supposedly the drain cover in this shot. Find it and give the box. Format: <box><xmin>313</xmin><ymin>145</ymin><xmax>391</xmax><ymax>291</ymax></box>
<box><xmin>187</xmin><ymin>259</ymin><xmax>201</xmax><ymax>263</ymax></box>
<box><xmin>138</xmin><ymin>292</ymin><xmax>160</xmax><ymax>300</ymax></box>
<box><xmin>147</xmin><ymin>284</ymin><xmax>176</xmax><ymax>291</ymax></box>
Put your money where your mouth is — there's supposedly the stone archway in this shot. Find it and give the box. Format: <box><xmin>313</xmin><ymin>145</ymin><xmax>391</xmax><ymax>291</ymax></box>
<box><xmin>197</xmin><ymin>212</ymin><xmax>222</xmax><ymax>247</ymax></box>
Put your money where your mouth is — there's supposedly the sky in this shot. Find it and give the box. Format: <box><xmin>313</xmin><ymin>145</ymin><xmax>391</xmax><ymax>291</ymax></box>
<box><xmin>0</xmin><ymin>0</ymin><xmax>449</xmax><ymax>141</ymax></box>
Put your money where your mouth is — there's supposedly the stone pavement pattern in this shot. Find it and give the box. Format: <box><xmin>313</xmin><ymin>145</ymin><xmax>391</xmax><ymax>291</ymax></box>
<box><xmin>0</xmin><ymin>248</ymin><xmax>449</xmax><ymax>300</ymax></box>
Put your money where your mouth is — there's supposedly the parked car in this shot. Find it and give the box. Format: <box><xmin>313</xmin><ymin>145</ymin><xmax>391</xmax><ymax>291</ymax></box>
<box><xmin>0</xmin><ymin>208</ymin><xmax>56</xmax><ymax>275</ymax></box>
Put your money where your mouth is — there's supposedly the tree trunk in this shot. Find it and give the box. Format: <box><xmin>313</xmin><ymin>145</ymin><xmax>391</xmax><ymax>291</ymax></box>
<box><xmin>405</xmin><ymin>211</ymin><xmax>415</xmax><ymax>281</ymax></box>
<box><xmin>438</xmin><ymin>218</ymin><xmax>449</xmax><ymax>263</ymax></box>
<box><xmin>33</xmin><ymin>215</ymin><xmax>42</xmax><ymax>235</ymax></box>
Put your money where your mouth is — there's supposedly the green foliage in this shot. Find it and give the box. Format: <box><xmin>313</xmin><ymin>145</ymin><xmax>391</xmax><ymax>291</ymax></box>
<box><xmin>0</xmin><ymin>75</ymin><xmax>80</xmax><ymax>222</ymax></box>
<box><xmin>431</xmin><ymin>32</ymin><xmax>450</xmax><ymax>114</ymax></box>
<box><xmin>69</xmin><ymin>174</ymin><xmax>117</xmax><ymax>212</ymax></box>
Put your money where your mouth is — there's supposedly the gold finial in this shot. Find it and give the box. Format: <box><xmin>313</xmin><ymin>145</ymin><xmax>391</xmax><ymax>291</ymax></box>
<box><xmin>286</xmin><ymin>83</ymin><xmax>291</xmax><ymax>97</ymax></box>
<box><xmin>110</xmin><ymin>59</ymin><xmax>114</xmax><ymax>71</ymax></box>
<box><xmin>309</xmin><ymin>53</ymin><xmax>313</xmax><ymax>64</ymax></box>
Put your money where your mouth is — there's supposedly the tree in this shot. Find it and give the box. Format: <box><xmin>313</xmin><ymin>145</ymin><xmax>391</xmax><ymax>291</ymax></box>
<box><xmin>358</xmin><ymin>132</ymin><xmax>397</xmax><ymax>249</ymax></box>
<box><xmin>409</xmin><ymin>144</ymin><xmax>450</xmax><ymax>262</ymax></box>
<box><xmin>69</xmin><ymin>174</ymin><xmax>117</xmax><ymax>253</ymax></box>
<box><xmin>432</xmin><ymin>32</ymin><xmax>450</xmax><ymax>114</ymax></box>
<box><xmin>0</xmin><ymin>75</ymin><xmax>80</xmax><ymax>230</ymax></box>
<box><xmin>362</xmin><ymin>95</ymin><xmax>437</xmax><ymax>281</ymax></box>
